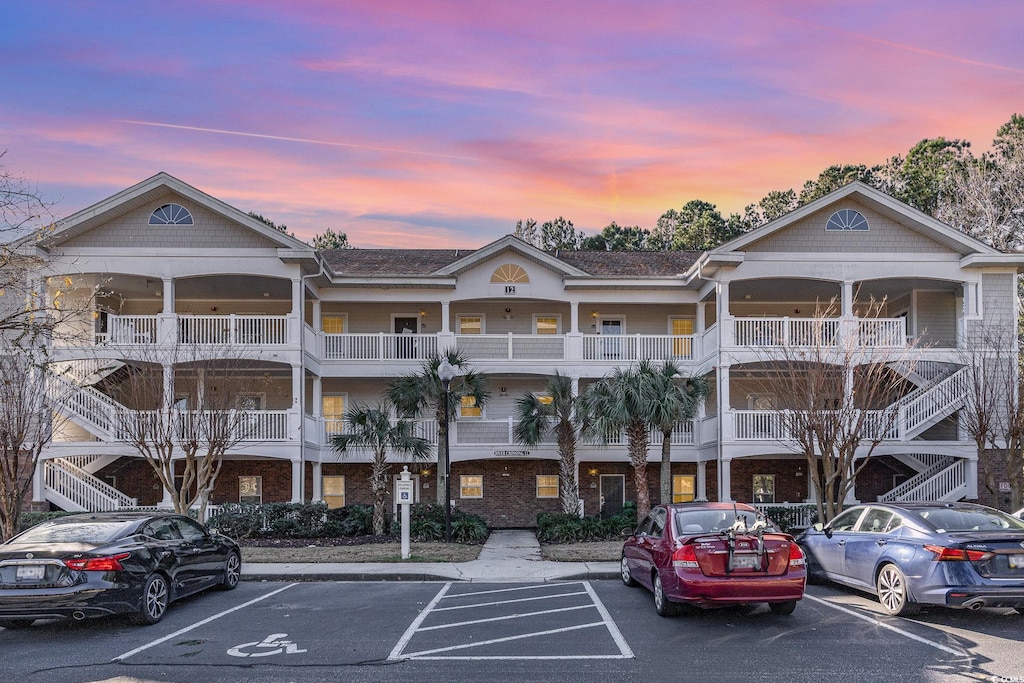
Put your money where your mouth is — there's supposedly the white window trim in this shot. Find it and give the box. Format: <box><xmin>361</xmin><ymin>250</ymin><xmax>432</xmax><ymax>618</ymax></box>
<box><xmin>239</xmin><ymin>475</ymin><xmax>263</xmax><ymax>504</ymax></box>
<box><xmin>597</xmin><ymin>316</ymin><xmax>626</xmax><ymax>334</ymax></box>
<box><xmin>321</xmin><ymin>313</ymin><xmax>348</xmax><ymax>334</ymax></box>
<box><xmin>238</xmin><ymin>392</ymin><xmax>266</xmax><ymax>410</ymax></box>
<box><xmin>536</xmin><ymin>474</ymin><xmax>559</xmax><ymax>498</ymax></box>
<box><xmin>322</xmin><ymin>474</ymin><xmax>346</xmax><ymax>508</ymax></box>
<box><xmin>457</xmin><ymin>314</ymin><xmax>486</xmax><ymax>335</ymax></box>
<box><xmin>667</xmin><ymin>315</ymin><xmax>694</xmax><ymax>335</ymax></box>
<box><xmin>460</xmin><ymin>475</ymin><xmax>484</xmax><ymax>499</ymax></box>
<box><xmin>533</xmin><ymin>313</ymin><xmax>561</xmax><ymax>335</ymax></box>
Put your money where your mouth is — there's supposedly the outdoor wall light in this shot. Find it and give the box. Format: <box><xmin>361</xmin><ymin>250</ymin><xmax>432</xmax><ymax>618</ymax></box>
<box><xmin>588</xmin><ymin>468</ymin><xmax>599</xmax><ymax>476</ymax></box>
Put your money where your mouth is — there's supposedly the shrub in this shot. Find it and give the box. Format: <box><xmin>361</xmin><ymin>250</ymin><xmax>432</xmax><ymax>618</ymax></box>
<box><xmin>760</xmin><ymin>504</ymin><xmax>819</xmax><ymax>534</ymax></box>
<box><xmin>16</xmin><ymin>511</ymin><xmax>80</xmax><ymax>533</ymax></box>
<box><xmin>391</xmin><ymin>503</ymin><xmax>489</xmax><ymax>543</ymax></box>
<box><xmin>207</xmin><ymin>502</ymin><xmax>378</xmax><ymax>540</ymax></box>
<box><xmin>536</xmin><ymin>505</ymin><xmax>636</xmax><ymax>543</ymax></box>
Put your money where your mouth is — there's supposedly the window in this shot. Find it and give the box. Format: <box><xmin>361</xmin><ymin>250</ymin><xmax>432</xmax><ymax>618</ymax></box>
<box><xmin>829</xmin><ymin>507</ymin><xmax>864</xmax><ymax>532</ymax></box>
<box><xmin>537</xmin><ymin>475</ymin><xmax>559</xmax><ymax>498</ymax></box>
<box><xmin>535</xmin><ymin>393</ymin><xmax>554</xmax><ymax>406</ymax></box>
<box><xmin>535</xmin><ymin>316</ymin><xmax>559</xmax><ymax>335</ymax></box>
<box><xmin>490</xmin><ymin>264</ymin><xmax>529</xmax><ymax>284</ymax></box>
<box><xmin>859</xmin><ymin>508</ymin><xmax>894</xmax><ymax>534</ymax></box>
<box><xmin>458</xmin><ymin>316</ymin><xmax>482</xmax><ymax>335</ymax></box>
<box><xmin>237</xmin><ymin>393</ymin><xmax>264</xmax><ymax>411</ymax></box>
<box><xmin>825</xmin><ymin>209</ymin><xmax>868</xmax><ymax>231</ymax></box>
<box><xmin>239</xmin><ymin>476</ymin><xmax>263</xmax><ymax>504</ymax></box>
<box><xmin>672</xmin><ymin>475</ymin><xmax>696</xmax><ymax>503</ymax></box>
<box><xmin>149</xmin><ymin>203</ymin><xmax>194</xmax><ymax>225</ymax></box>
<box><xmin>460</xmin><ymin>475</ymin><xmax>483</xmax><ymax>498</ymax></box>
<box><xmin>323</xmin><ymin>395</ymin><xmax>346</xmax><ymax>434</ymax></box>
<box><xmin>460</xmin><ymin>395</ymin><xmax>482</xmax><ymax>417</ymax></box>
<box><xmin>322</xmin><ymin>315</ymin><xmax>346</xmax><ymax>334</ymax></box>
<box><xmin>171</xmin><ymin>517</ymin><xmax>207</xmax><ymax>541</ymax></box>
<box><xmin>670</xmin><ymin>317</ymin><xmax>694</xmax><ymax>357</ymax></box>
<box><xmin>753</xmin><ymin>474</ymin><xmax>775</xmax><ymax>503</ymax></box>
<box><xmin>323</xmin><ymin>475</ymin><xmax>345</xmax><ymax>509</ymax></box>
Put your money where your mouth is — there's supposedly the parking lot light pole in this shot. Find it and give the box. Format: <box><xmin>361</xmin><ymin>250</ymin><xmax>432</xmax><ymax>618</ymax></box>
<box><xmin>437</xmin><ymin>358</ymin><xmax>456</xmax><ymax>544</ymax></box>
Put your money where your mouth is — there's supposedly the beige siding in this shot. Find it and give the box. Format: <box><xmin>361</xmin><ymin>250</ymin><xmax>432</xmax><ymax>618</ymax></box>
<box><xmin>915</xmin><ymin>291</ymin><xmax>956</xmax><ymax>347</ymax></box>
<box><xmin>61</xmin><ymin>198</ymin><xmax>281</xmax><ymax>249</ymax></box>
<box><xmin>747</xmin><ymin>200</ymin><xmax>956</xmax><ymax>254</ymax></box>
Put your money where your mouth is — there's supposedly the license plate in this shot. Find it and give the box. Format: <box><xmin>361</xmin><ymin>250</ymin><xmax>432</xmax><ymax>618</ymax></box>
<box><xmin>1009</xmin><ymin>555</ymin><xmax>1024</xmax><ymax>569</ymax></box>
<box><xmin>732</xmin><ymin>554</ymin><xmax>759</xmax><ymax>569</ymax></box>
<box><xmin>15</xmin><ymin>565</ymin><xmax>45</xmax><ymax>580</ymax></box>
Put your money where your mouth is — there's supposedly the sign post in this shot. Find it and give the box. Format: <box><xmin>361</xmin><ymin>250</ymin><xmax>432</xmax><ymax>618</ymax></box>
<box><xmin>397</xmin><ymin>466</ymin><xmax>415</xmax><ymax>560</ymax></box>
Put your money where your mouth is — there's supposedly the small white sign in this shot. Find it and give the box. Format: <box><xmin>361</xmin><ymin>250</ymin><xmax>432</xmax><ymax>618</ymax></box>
<box><xmin>396</xmin><ymin>480</ymin><xmax>415</xmax><ymax>503</ymax></box>
<box><xmin>999</xmin><ymin>482</ymin><xmax>1012</xmax><ymax>493</ymax></box>
<box><xmin>227</xmin><ymin>633</ymin><xmax>307</xmax><ymax>658</ymax></box>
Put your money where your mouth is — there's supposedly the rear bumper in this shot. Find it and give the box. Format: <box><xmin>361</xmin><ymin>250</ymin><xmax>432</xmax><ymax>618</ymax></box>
<box><xmin>944</xmin><ymin>589</ymin><xmax>1024</xmax><ymax>610</ymax></box>
<box><xmin>0</xmin><ymin>583</ymin><xmax>138</xmax><ymax>621</ymax></box>
<box><xmin>669</xmin><ymin>568</ymin><xmax>806</xmax><ymax>607</ymax></box>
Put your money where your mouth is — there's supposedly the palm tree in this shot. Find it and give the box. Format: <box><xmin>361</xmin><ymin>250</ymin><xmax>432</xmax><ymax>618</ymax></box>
<box><xmin>513</xmin><ymin>372</ymin><xmax>581</xmax><ymax>514</ymax></box>
<box><xmin>583</xmin><ymin>363</ymin><xmax>655</xmax><ymax>518</ymax></box>
<box><xmin>645</xmin><ymin>361</ymin><xmax>710</xmax><ymax>504</ymax></box>
<box><xmin>331</xmin><ymin>402</ymin><xmax>432</xmax><ymax>536</ymax></box>
<box><xmin>386</xmin><ymin>350</ymin><xmax>489</xmax><ymax>505</ymax></box>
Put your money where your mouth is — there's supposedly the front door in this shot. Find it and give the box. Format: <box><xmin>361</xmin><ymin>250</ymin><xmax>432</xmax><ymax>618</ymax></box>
<box><xmin>599</xmin><ymin>318</ymin><xmax>623</xmax><ymax>358</ymax></box>
<box><xmin>394</xmin><ymin>317</ymin><xmax>419</xmax><ymax>358</ymax></box>
<box><xmin>600</xmin><ymin>474</ymin><xmax>625</xmax><ymax>518</ymax></box>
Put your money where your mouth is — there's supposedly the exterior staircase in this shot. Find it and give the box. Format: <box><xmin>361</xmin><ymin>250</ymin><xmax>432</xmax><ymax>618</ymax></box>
<box><xmin>888</xmin><ymin>367</ymin><xmax>969</xmax><ymax>440</ymax></box>
<box><xmin>878</xmin><ymin>457</ymin><xmax>968</xmax><ymax>503</ymax></box>
<box><xmin>43</xmin><ymin>458</ymin><xmax>136</xmax><ymax>512</ymax></box>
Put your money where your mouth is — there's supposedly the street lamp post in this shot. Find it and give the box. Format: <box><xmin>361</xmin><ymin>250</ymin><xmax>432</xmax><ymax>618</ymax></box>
<box><xmin>437</xmin><ymin>358</ymin><xmax>456</xmax><ymax>543</ymax></box>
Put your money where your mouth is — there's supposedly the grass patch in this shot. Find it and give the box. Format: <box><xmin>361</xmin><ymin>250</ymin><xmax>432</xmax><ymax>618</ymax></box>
<box><xmin>241</xmin><ymin>542</ymin><xmax>482</xmax><ymax>564</ymax></box>
<box><xmin>539</xmin><ymin>541</ymin><xmax>622</xmax><ymax>562</ymax></box>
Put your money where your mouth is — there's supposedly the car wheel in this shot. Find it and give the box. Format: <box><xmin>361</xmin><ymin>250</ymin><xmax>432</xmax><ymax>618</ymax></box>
<box><xmin>131</xmin><ymin>573</ymin><xmax>170</xmax><ymax>625</ymax></box>
<box><xmin>653</xmin><ymin>572</ymin><xmax>678</xmax><ymax>617</ymax></box>
<box><xmin>804</xmin><ymin>555</ymin><xmax>827</xmax><ymax>585</ymax></box>
<box><xmin>620</xmin><ymin>556</ymin><xmax>637</xmax><ymax>587</ymax></box>
<box><xmin>0</xmin><ymin>619</ymin><xmax>35</xmax><ymax>629</ymax></box>
<box><xmin>876</xmin><ymin>563</ymin><xmax>920</xmax><ymax>617</ymax></box>
<box><xmin>219</xmin><ymin>552</ymin><xmax>241</xmax><ymax>591</ymax></box>
<box><xmin>769</xmin><ymin>601</ymin><xmax>797</xmax><ymax>615</ymax></box>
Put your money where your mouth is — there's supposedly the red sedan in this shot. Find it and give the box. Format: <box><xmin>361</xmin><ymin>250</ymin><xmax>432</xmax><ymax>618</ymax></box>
<box><xmin>621</xmin><ymin>502</ymin><xmax>806</xmax><ymax>616</ymax></box>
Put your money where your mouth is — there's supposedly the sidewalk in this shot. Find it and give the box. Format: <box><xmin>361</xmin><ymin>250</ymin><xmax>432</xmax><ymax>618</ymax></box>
<box><xmin>241</xmin><ymin>529</ymin><xmax>620</xmax><ymax>583</ymax></box>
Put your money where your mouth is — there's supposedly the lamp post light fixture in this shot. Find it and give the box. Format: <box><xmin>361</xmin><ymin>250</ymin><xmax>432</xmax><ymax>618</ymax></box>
<box><xmin>437</xmin><ymin>357</ymin><xmax>456</xmax><ymax>543</ymax></box>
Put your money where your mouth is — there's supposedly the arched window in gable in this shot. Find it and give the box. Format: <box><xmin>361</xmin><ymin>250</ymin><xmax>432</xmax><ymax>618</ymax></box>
<box><xmin>149</xmin><ymin>203</ymin><xmax>194</xmax><ymax>225</ymax></box>
<box><xmin>490</xmin><ymin>264</ymin><xmax>529</xmax><ymax>284</ymax></box>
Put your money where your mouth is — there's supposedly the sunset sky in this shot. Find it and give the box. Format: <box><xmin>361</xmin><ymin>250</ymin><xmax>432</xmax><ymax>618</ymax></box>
<box><xmin>2</xmin><ymin>1</ymin><xmax>1022</xmax><ymax>247</ymax></box>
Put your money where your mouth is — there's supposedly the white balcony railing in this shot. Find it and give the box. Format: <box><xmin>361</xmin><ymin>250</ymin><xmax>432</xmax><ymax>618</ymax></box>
<box><xmin>323</xmin><ymin>333</ymin><xmax>439</xmax><ymax>361</ymax></box>
<box><xmin>581</xmin><ymin>334</ymin><xmax>695</xmax><ymax>362</ymax></box>
<box><xmin>178</xmin><ymin>315</ymin><xmax>288</xmax><ymax>345</ymax></box>
<box><xmin>731</xmin><ymin>317</ymin><xmax>906</xmax><ymax>349</ymax></box>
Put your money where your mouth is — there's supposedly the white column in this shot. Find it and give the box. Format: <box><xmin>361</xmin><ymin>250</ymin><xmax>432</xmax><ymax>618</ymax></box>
<box><xmin>696</xmin><ymin>301</ymin><xmax>706</xmax><ymax>333</ymax></box>
<box><xmin>312</xmin><ymin>461</ymin><xmax>323</xmax><ymax>501</ymax></box>
<box><xmin>696</xmin><ymin>460</ymin><xmax>707</xmax><ymax>501</ymax></box>
<box><xmin>32</xmin><ymin>459</ymin><xmax>45</xmax><ymax>502</ymax></box>
<box><xmin>162</xmin><ymin>278</ymin><xmax>174</xmax><ymax>314</ymax></box>
<box><xmin>160</xmin><ymin>478</ymin><xmax>174</xmax><ymax>508</ymax></box>
<box><xmin>569</xmin><ymin>301</ymin><xmax>579</xmax><ymax>333</ymax></box>
<box><xmin>966</xmin><ymin>457</ymin><xmax>979</xmax><ymax>499</ymax></box>
<box><xmin>440</xmin><ymin>301</ymin><xmax>451</xmax><ymax>333</ymax></box>
<box><xmin>291</xmin><ymin>279</ymin><xmax>302</xmax><ymax>315</ymax></box>
<box><xmin>312</xmin><ymin>299</ymin><xmax>322</xmax><ymax>331</ymax></box>
<box><xmin>312</xmin><ymin>377</ymin><xmax>322</xmax><ymax>416</ymax></box>
<box><xmin>842</xmin><ymin>280</ymin><xmax>854</xmax><ymax>317</ymax></box>
<box><xmin>719</xmin><ymin>458</ymin><xmax>732</xmax><ymax>502</ymax></box>
<box><xmin>291</xmin><ymin>364</ymin><xmax>302</xmax><ymax>409</ymax></box>
<box><xmin>291</xmin><ymin>459</ymin><xmax>302</xmax><ymax>502</ymax></box>
<box><xmin>162</xmin><ymin>364</ymin><xmax>175</xmax><ymax>410</ymax></box>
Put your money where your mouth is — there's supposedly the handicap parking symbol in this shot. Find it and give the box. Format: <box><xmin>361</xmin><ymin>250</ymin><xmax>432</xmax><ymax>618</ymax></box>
<box><xmin>227</xmin><ymin>633</ymin><xmax>308</xmax><ymax>658</ymax></box>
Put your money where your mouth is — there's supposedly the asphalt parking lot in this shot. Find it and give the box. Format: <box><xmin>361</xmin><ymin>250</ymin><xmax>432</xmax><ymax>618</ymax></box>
<box><xmin>3</xmin><ymin>580</ymin><xmax>1024</xmax><ymax>682</ymax></box>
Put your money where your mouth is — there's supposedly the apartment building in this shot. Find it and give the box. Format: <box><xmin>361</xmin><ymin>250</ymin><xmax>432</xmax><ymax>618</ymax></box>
<box><xmin>30</xmin><ymin>173</ymin><xmax>1024</xmax><ymax>527</ymax></box>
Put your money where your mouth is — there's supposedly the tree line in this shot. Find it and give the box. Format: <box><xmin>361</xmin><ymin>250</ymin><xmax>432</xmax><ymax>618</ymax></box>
<box><xmin>514</xmin><ymin>114</ymin><xmax>1024</xmax><ymax>254</ymax></box>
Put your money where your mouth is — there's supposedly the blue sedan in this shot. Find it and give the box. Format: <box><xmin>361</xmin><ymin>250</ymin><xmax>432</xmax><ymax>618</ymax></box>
<box><xmin>798</xmin><ymin>502</ymin><xmax>1024</xmax><ymax>616</ymax></box>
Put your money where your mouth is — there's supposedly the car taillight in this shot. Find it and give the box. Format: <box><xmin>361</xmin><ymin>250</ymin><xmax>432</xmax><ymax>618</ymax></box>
<box><xmin>923</xmin><ymin>545</ymin><xmax>993</xmax><ymax>562</ymax></box>
<box><xmin>64</xmin><ymin>552</ymin><xmax>132</xmax><ymax>571</ymax></box>
<box><xmin>788</xmin><ymin>543</ymin><xmax>805</xmax><ymax>567</ymax></box>
<box><xmin>672</xmin><ymin>543</ymin><xmax>699</xmax><ymax>569</ymax></box>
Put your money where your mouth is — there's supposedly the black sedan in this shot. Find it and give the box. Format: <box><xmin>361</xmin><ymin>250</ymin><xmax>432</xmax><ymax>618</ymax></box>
<box><xmin>0</xmin><ymin>511</ymin><xmax>241</xmax><ymax>628</ymax></box>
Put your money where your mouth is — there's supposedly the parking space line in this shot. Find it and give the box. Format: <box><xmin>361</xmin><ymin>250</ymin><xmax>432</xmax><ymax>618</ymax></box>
<box><xmin>401</xmin><ymin>622</ymin><xmax>608</xmax><ymax>658</ymax></box>
<box><xmin>417</xmin><ymin>604</ymin><xmax>596</xmax><ymax>631</ymax></box>
<box><xmin>388</xmin><ymin>581</ymin><xmax>634</xmax><ymax>661</ymax></box>
<box><xmin>432</xmin><ymin>589</ymin><xmax>589</xmax><ymax>612</ymax></box>
<box><xmin>804</xmin><ymin>594</ymin><xmax>963</xmax><ymax>656</ymax></box>
<box><xmin>112</xmin><ymin>583</ymin><xmax>298</xmax><ymax>662</ymax></box>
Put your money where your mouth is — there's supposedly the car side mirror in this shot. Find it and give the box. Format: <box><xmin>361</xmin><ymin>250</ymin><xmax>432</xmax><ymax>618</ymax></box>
<box><xmin>621</xmin><ymin>528</ymin><xmax>634</xmax><ymax>538</ymax></box>
<box><xmin>812</xmin><ymin>522</ymin><xmax>824</xmax><ymax>532</ymax></box>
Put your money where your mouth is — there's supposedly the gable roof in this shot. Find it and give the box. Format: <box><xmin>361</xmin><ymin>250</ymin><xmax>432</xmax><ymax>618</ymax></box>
<box><xmin>323</xmin><ymin>235</ymin><xmax>699</xmax><ymax>279</ymax></box>
<box><xmin>41</xmin><ymin>172</ymin><xmax>314</xmax><ymax>252</ymax></box>
<box><xmin>718</xmin><ymin>181</ymin><xmax>1001</xmax><ymax>256</ymax></box>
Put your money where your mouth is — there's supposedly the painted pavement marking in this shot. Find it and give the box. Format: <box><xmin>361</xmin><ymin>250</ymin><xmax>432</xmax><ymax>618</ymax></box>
<box><xmin>388</xmin><ymin>581</ymin><xmax>633</xmax><ymax>661</ymax></box>
<box><xmin>113</xmin><ymin>583</ymin><xmax>298</xmax><ymax>662</ymax></box>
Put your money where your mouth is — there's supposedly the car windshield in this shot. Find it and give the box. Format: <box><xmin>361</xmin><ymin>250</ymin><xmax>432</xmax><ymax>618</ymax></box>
<box><xmin>673</xmin><ymin>509</ymin><xmax>777</xmax><ymax>535</ymax></box>
<box><xmin>918</xmin><ymin>507</ymin><xmax>1024</xmax><ymax>533</ymax></box>
<box><xmin>11</xmin><ymin>520</ymin><xmax>136</xmax><ymax>544</ymax></box>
